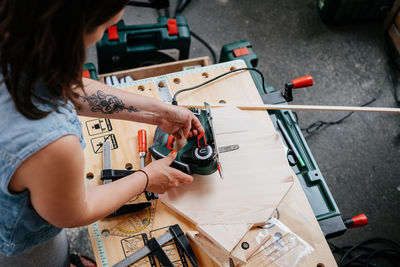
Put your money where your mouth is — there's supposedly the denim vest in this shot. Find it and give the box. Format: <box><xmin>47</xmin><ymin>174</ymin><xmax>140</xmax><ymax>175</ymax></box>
<box><xmin>0</xmin><ymin>78</ymin><xmax>85</xmax><ymax>256</ymax></box>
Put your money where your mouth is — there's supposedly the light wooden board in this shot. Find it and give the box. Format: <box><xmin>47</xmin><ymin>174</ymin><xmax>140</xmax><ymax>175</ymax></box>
<box><xmin>80</xmin><ymin>59</ymin><xmax>337</xmax><ymax>267</ymax></box>
<box><xmin>98</xmin><ymin>57</ymin><xmax>211</xmax><ymax>83</ymax></box>
<box><xmin>160</xmin><ymin>106</ymin><xmax>294</xmax><ymax>259</ymax></box>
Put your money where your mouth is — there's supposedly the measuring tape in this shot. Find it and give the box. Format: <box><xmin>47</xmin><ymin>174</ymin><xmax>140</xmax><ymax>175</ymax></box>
<box><xmin>115</xmin><ymin>60</ymin><xmax>245</xmax><ymax>102</ymax></box>
<box><xmin>92</xmin><ymin>222</ymin><xmax>109</xmax><ymax>267</ymax></box>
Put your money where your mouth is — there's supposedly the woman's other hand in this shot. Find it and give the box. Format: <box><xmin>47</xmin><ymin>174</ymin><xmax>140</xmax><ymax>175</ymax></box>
<box><xmin>143</xmin><ymin>151</ymin><xmax>194</xmax><ymax>194</ymax></box>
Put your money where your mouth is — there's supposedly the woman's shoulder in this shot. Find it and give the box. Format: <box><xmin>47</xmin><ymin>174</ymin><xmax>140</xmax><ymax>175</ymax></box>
<box><xmin>0</xmin><ymin>82</ymin><xmax>85</xmax><ymax>185</ymax></box>
<box><xmin>9</xmin><ymin>134</ymin><xmax>84</xmax><ymax>193</ymax></box>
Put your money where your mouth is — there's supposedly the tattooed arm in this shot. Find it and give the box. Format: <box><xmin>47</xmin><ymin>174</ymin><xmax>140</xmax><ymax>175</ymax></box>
<box><xmin>76</xmin><ymin>78</ymin><xmax>204</xmax><ymax>138</ymax></box>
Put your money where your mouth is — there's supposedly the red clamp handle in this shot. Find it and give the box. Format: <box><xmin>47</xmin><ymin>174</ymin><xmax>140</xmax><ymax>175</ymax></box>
<box><xmin>344</xmin><ymin>213</ymin><xmax>368</xmax><ymax>229</ymax></box>
<box><xmin>167</xmin><ymin>136</ymin><xmax>175</xmax><ymax>150</ymax></box>
<box><xmin>138</xmin><ymin>129</ymin><xmax>147</xmax><ymax>153</ymax></box>
<box><xmin>197</xmin><ymin>132</ymin><xmax>207</xmax><ymax>148</ymax></box>
<box><xmin>283</xmin><ymin>75</ymin><xmax>313</xmax><ymax>102</ymax></box>
<box><xmin>291</xmin><ymin>75</ymin><xmax>313</xmax><ymax>89</ymax></box>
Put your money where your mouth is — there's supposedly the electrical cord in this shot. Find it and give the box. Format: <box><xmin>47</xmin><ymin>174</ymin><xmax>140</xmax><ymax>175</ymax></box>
<box><xmin>299</xmin><ymin>72</ymin><xmax>389</xmax><ymax>135</ymax></box>
<box><xmin>328</xmin><ymin>238</ymin><xmax>400</xmax><ymax>267</ymax></box>
<box><xmin>171</xmin><ymin>67</ymin><xmax>266</xmax><ymax>105</ymax></box>
<box><xmin>172</xmin><ymin>0</ymin><xmax>218</xmax><ymax>64</ymax></box>
<box><xmin>300</xmin><ymin>96</ymin><xmax>381</xmax><ymax>134</ymax></box>
<box><xmin>175</xmin><ymin>0</ymin><xmax>191</xmax><ymax>15</ymax></box>
<box><xmin>190</xmin><ymin>30</ymin><xmax>217</xmax><ymax>64</ymax></box>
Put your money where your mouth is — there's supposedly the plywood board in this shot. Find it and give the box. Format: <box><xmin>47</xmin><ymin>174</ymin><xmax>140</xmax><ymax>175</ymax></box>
<box><xmin>159</xmin><ymin>106</ymin><xmax>294</xmax><ymax>260</ymax></box>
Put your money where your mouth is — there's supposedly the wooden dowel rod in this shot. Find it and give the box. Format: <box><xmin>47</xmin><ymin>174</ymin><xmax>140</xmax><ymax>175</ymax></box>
<box><xmin>180</xmin><ymin>103</ymin><xmax>400</xmax><ymax>114</ymax></box>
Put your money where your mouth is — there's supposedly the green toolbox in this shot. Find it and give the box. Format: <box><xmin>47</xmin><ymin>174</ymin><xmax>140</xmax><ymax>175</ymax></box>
<box><xmin>219</xmin><ymin>40</ymin><xmax>266</xmax><ymax>93</ymax></box>
<box><xmin>220</xmin><ymin>40</ymin><xmax>346</xmax><ymax>238</ymax></box>
<box><xmin>96</xmin><ymin>15</ymin><xmax>191</xmax><ymax>74</ymax></box>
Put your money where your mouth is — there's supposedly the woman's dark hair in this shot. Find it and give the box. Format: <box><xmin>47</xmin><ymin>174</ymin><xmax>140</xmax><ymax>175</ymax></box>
<box><xmin>0</xmin><ymin>0</ymin><xmax>129</xmax><ymax>119</ymax></box>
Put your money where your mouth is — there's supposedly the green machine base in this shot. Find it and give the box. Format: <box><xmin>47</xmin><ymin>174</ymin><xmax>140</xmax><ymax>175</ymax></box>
<box><xmin>149</xmin><ymin>109</ymin><xmax>218</xmax><ymax>176</ymax></box>
<box><xmin>220</xmin><ymin>40</ymin><xmax>346</xmax><ymax>238</ymax></box>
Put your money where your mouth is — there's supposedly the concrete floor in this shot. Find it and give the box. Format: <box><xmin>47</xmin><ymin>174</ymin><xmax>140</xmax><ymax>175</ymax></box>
<box><xmin>70</xmin><ymin>0</ymin><xmax>400</xmax><ymax>264</ymax></box>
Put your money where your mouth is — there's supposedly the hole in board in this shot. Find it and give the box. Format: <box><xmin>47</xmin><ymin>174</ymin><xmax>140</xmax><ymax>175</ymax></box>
<box><xmin>86</xmin><ymin>172</ymin><xmax>94</xmax><ymax>180</ymax></box>
<box><xmin>158</xmin><ymin>81</ymin><xmax>165</xmax><ymax>88</ymax></box>
<box><xmin>125</xmin><ymin>163</ymin><xmax>133</xmax><ymax>170</ymax></box>
<box><xmin>241</xmin><ymin>242</ymin><xmax>249</xmax><ymax>250</ymax></box>
<box><xmin>230</xmin><ymin>66</ymin><xmax>236</xmax><ymax>71</ymax></box>
<box><xmin>202</xmin><ymin>72</ymin><xmax>209</xmax><ymax>78</ymax></box>
<box><xmin>273</xmin><ymin>232</ymin><xmax>283</xmax><ymax>241</ymax></box>
<box><xmin>219</xmin><ymin>100</ymin><xmax>227</xmax><ymax>104</ymax></box>
<box><xmin>317</xmin><ymin>264</ymin><xmax>325</xmax><ymax>267</ymax></box>
<box><xmin>101</xmin><ymin>230</ymin><xmax>110</xmax><ymax>237</ymax></box>
<box><xmin>173</xmin><ymin>78</ymin><xmax>180</xmax><ymax>84</ymax></box>
<box><xmin>315</xmin><ymin>173</ymin><xmax>319</xmax><ymax>176</ymax></box>
<box><xmin>138</xmin><ymin>85</ymin><xmax>145</xmax><ymax>91</ymax></box>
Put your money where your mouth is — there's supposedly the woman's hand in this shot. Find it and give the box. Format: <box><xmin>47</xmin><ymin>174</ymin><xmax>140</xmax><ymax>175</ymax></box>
<box><xmin>158</xmin><ymin>105</ymin><xmax>204</xmax><ymax>139</ymax></box>
<box><xmin>143</xmin><ymin>151</ymin><xmax>194</xmax><ymax>194</ymax></box>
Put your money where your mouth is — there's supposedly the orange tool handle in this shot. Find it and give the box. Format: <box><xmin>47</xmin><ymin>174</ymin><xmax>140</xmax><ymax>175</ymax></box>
<box><xmin>292</xmin><ymin>75</ymin><xmax>313</xmax><ymax>89</ymax></box>
<box><xmin>167</xmin><ymin>136</ymin><xmax>175</xmax><ymax>150</ymax></box>
<box><xmin>138</xmin><ymin>129</ymin><xmax>147</xmax><ymax>153</ymax></box>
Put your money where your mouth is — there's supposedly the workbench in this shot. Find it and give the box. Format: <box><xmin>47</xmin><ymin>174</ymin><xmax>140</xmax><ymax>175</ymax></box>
<box><xmin>79</xmin><ymin>57</ymin><xmax>337</xmax><ymax>266</ymax></box>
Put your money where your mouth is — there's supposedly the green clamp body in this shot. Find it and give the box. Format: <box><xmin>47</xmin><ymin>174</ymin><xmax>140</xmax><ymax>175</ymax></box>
<box><xmin>149</xmin><ymin>109</ymin><xmax>217</xmax><ymax>175</ymax></box>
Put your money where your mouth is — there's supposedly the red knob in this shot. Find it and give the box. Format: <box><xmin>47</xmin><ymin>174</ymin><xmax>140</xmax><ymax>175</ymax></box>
<box><xmin>352</xmin><ymin>214</ymin><xmax>368</xmax><ymax>228</ymax></box>
<box><xmin>292</xmin><ymin>75</ymin><xmax>313</xmax><ymax>89</ymax></box>
<box><xmin>344</xmin><ymin>213</ymin><xmax>368</xmax><ymax>229</ymax></box>
<box><xmin>138</xmin><ymin>129</ymin><xmax>147</xmax><ymax>153</ymax></box>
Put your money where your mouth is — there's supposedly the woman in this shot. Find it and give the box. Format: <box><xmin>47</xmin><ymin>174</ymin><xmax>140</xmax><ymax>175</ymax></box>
<box><xmin>0</xmin><ymin>1</ymin><xmax>202</xmax><ymax>266</ymax></box>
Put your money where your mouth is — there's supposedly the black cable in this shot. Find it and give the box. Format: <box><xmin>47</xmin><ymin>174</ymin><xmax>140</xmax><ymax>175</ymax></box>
<box><xmin>329</xmin><ymin>241</ymin><xmax>375</xmax><ymax>266</ymax></box>
<box><xmin>333</xmin><ymin>238</ymin><xmax>400</xmax><ymax>267</ymax></box>
<box><xmin>175</xmin><ymin>0</ymin><xmax>192</xmax><ymax>15</ymax></box>
<box><xmin>301</xmin><ymin>96</ymin><xmax>380</xmax><ymax>134</ymax></box>
<box><xmin>343</xmin><ymin>252</ymin><xmax>374</xmax><ymax>266</ymax></box>
<box><xmin>300</xmin><ymin>72</ymin><xmax>389</xmax><ymax>135</ymax></box>
<box><xmin>338</xmin><ymin>238</ymin><xmax>399</xmax><ymax>266</ymax></box>
<box><xmin>190</xmin><ymin>30</ymin><xmax>217</xmax><ymax>64</ymax></box>
<box><xmin>388</xmin><ymin>60</ymin><xmax>400</xmax><ymax>105</ymax></box>
<box><xmin>171</xmin><ymin>0</ymin><xmax>218</xmax><ymax>64</ymax></box>
<box><xmin>366</xmin><ymin>249</ymin><xmax>400</xmax><ymax>266</ymax></box>
<box><xmin>171</xmin><ymin>67</ymin><xmax>266</xmax><ymax>105</ymax></box>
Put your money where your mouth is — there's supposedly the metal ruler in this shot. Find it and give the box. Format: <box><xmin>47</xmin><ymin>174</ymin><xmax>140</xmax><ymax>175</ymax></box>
<box><xmin>115</xmin><ymin>60</ymin><xmax>246</xmax><ymax>102</ymax></box>
<box><xmin>92</xmin><ymin>222</ymin><xmax>109</xmax><ymax>267</ymax></box>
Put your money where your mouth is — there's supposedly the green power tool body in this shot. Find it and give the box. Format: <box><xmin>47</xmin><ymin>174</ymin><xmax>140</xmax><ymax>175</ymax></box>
<box><xmin>149</xmin><ymin>107</ymin><xmax>218</xmax><ymax>176</ymax></box>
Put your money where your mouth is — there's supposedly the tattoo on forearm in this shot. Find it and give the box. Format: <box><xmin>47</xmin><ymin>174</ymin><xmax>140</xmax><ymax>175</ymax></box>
<box><xmin>81</xmin><ymin>90</ymin><xmax>139</xmax><ymax>114</ymax></box>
